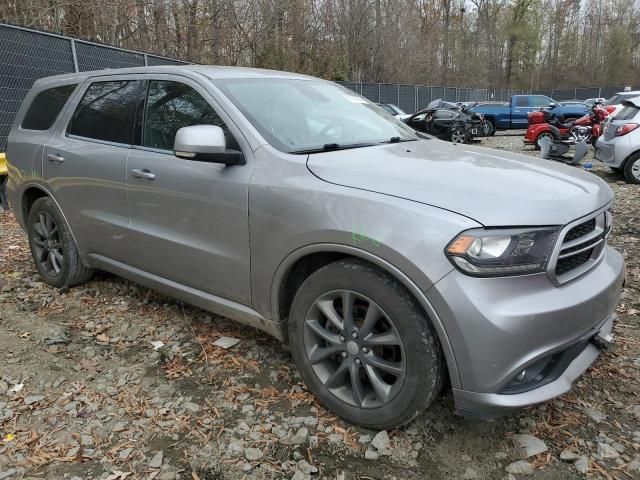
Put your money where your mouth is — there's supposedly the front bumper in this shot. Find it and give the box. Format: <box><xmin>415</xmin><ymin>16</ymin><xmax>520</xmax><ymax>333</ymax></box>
<box><xmin>453</xmin><ymin>313</ymin><xmax>615</xmax><ymax>418</ymax></box>
<box><xmin>427</xmin><ymin>245</ymin><xmax>625</xmax><ymax>418</ymax></box>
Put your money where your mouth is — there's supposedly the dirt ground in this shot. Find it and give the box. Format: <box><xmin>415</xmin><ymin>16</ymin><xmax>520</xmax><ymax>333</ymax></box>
<box><xmin>0</xmin><ymin>132</ymin><xmax>639</xmax><ymax>480</ymax></box>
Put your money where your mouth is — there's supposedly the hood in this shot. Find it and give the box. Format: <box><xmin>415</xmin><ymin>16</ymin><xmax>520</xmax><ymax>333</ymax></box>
<box><xmin>306</xmin><ymin>139</ymin><xmax>612</xmax><ymax>226</ymax></box>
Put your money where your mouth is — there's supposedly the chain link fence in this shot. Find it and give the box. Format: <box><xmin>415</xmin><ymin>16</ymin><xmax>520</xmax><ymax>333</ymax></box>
<box><xmin>2</xmin><ymin>22</ymin><xmax>639</xmax><ymax>151</ymax></box>
<box><xmin>0</xmin><ymin>23</ymin><xmax>188</xmax><ymax>151</ymax></box>
<box><xmin>336</xmin><ymin>82</ymin><xmax>640</xmax><ymax>115</ymax></box>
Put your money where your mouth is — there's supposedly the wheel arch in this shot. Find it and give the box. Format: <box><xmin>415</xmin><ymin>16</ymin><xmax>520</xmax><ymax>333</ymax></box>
<box><xmin>271</xmin><ymin>243</ymin><xmax>461</xmax><ymax>388</ymax></box>
<box><xmin>623</xmin><ymin>148</ymin><xmax>640</xmax><ymax>167</ymax></box>
<box><xmin>20</xmin><ymin>183</ymin><xmax>81</xmax><ymax>251</ymax></box>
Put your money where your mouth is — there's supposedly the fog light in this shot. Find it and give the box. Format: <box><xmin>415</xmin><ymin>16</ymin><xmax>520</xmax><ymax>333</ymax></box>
<box><xmin>516</xmin><ymin>370</ymin><xmax>526</xmax><ymax>382</ymax></box>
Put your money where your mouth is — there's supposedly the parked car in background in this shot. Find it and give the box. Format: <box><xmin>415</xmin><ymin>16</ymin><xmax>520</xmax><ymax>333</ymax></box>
<box><xmin>473</xmin><ymin>95</ymin><xmax>589</xmax><ymax>135</ymax></box>
<box><xmin>595</xmin><ymin>97</ymin><xmax>640</xmax><ymax>184</ymax></box>
<box><xmin>377</xmin><ymin>103</ymin><xmax>411</xmax><ymax>120</ymax></box>
<box><xmin>6</xmin><ymin>66</ymin><xmax>624</xmax><ymax>429</ymax></box>
<box><xmin>603</xmin><ymin>91</ymin><xmax>640</xmax><ymax>119</ymax></box>
<box><xmin>583</xmin><ymin>97</ymin><xmax>606</xmax><ymax>108</ymax></box>
<box><xmin>404</xmin><ymin>99</ymin><xmax>483</xmax><ymax>143</ymax></box>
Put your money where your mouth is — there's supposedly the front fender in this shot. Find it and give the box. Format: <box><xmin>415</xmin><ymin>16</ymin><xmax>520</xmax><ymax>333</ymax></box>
<box><xmin>270</xmin><ymin>243</ymin><xmax>463</xmax><ymax>388</ymax></box>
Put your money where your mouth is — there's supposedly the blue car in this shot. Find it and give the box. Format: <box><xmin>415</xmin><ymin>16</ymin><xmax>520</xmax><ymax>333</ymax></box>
<box><xmin>473</xmin><ymin>95</ymin><xmax>589</xmax><ymax>135</ymax></box>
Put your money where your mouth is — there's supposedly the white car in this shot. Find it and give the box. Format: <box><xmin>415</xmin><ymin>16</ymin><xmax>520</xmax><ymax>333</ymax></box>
<box><xmin>595</xmin><ymin>96</ymin><xmax>640</xmax><ymax>184</ymax></box>
<box><xmin>603</xmin><ymin>91</ymin><xmax>640</xmax><ymax>118</ymax></box>
<box><xmin>377</xmin><ymin>103</ymin><xmax>412</xmax><ymax>120</ymax></box>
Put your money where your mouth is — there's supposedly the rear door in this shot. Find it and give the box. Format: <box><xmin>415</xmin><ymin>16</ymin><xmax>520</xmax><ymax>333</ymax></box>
<box><xmin>124</xmin><ymin>76</ymin><xmax>253</xmax><ymax>305</ymax></box>
<box><xmin>44</xmin><ymin>76</ymin><xmax>140</xmax><ymax>260</ymax></box>
<box><xmin>510</xmin><ymin>96</ymin><xmax>536</xmax><ymax>128</ymax></box>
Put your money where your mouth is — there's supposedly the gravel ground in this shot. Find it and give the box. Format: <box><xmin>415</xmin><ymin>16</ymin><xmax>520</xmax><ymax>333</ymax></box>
<box><xmin>0</xmin><ymin>132</ymin><xmax>639</xmax><ymax>480</ymax></box>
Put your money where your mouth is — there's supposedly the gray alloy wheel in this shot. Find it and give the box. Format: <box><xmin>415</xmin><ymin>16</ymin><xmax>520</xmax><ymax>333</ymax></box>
<box><xmin>32</xmin><ymin>211</ymin><xmax>64</xmax><ymax>277</ymax></box>
<box><xmin>27</xmin><ymin>197</ymin><xmax>94</xmax><ymax>288</ymax></box>
<box><xmin>451</xmin><ymin>129</ymin><xmax>466</xmax><ymax>144</ymax></box>
<box><xmin>288</xmin><ymin>259</ymin><xmax>445</xmax><ymax>429</ymax></box>
<box><xmin>535</xmin><ymin>131</ymin><xmax>555</xmax><ymax>150</ymax></box>
<box><xmin>623</xmin><ymin>153</ymin><xmax>640</xmax><ymax>184</ymax></box>
<box><xmin>303</xmin><ymin>289</ymin><xmax>406</xmax><ymax>409</ymax></box>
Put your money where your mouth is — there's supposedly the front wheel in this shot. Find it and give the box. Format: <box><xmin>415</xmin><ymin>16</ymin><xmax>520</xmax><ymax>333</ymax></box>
<box><xmin>27</xmin><ymin>197</ymin><xmax>94</xmax><ymax>288</ymax></box>
<box><xmin>288</xmin><ymin>259</ymin><xmax>445</xmax><ymax>429</ymax></box>
<box><xmin>623</xmin><ymin>153</ymin><xmax>640</xmax><ymax>184</ymax></box>
<box><xmin>482</xmin><ymin>119</ymin><xmax>495</xmax><ymax>136</ymax></box>
<box><xmin>451</xmin><ymin>128</ymin><xmax>466</xmax><ymax>144</ymax></box>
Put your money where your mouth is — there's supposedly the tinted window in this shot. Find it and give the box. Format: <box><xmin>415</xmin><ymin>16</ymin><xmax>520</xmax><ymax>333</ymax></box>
<box><xmin>515</xmin><ymin>97</ymin><xmax>528</xmax><ymax>107</ymax></box>
<box><xmin>615</xmin><ymin>104</ymin><xmax>640</xmax><ymax>121</ymax></box>
<box><xmin>142</xmin><ymin>80</ymin><xmax>239</xmax><ymax>151</ymax></box>
<box><xmin>22</xmin><ymin>84</ymin><xmax>77</xmax><ymax>130</ymax></box>
<box><xmin>68</xmin><ymin>81</ymin><xmax>139</xmax><ymax>144</ymax></box>
<box><xmin>605</xmin><ymin>94</ymin><xmax>637</xmax><ymax>106</ymax></box>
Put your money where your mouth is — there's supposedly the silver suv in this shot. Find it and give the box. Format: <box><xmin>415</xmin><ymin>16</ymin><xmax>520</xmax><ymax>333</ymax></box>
<box><xmin>6</xmin><ymin>66</ymin><xmax>625</xmax><ymax>428</ymax></box>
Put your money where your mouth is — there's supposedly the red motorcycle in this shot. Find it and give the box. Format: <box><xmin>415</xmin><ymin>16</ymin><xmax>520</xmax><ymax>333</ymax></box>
<box><xmin>524</xmin><ymin>103</ymin><xmax>615</xmax><ymax>150</ymax></box>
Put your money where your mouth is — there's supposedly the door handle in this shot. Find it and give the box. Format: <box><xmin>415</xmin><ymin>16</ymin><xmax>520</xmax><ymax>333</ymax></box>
<box><xmin>46</xmin><ymin>153</ymin><xmax>64</xmax><ymax>163</ymax></box>
<box><xmin>131</xmin><ymin>168</ymin><xmax>156</xmax><ymax>180</ymax></box>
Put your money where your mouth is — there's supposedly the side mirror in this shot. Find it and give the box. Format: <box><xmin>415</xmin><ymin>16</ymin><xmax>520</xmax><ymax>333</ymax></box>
<box><xmin>173</xmin><ymin>125</ymin><xmax>244</xmax><ymax>165</ymax></box>
<box><xmin>548</xmin><ymin>102</ymin><xmax>557</xmax><ymax>108</ymax></box>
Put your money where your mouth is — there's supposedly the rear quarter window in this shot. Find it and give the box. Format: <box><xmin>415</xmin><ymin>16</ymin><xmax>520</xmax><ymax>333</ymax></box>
<box><xmin>615</xmin><ymin>104</ymin><xmax>640</xmax><ymax>121</ymax></box>
<box><xmin>21</xmin><ymin>84</ymin><xmax>77</xmax><ymax>130</ymax></box>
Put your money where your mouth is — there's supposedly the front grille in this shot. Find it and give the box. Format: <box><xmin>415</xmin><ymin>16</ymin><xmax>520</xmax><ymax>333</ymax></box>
<box><xmin>564</xmin><ymin>218</ymin><xmax>596</xmax><ymax>242</ymax></box>
<box><xmin>551</xmin><ymin>211</ymin><xmax>609</xmax><ymax>283</ymax></box>
<box><xmin>556</xmin><ymin>249</ymin><xmax>594</xmax><ymax>276</ymax></box>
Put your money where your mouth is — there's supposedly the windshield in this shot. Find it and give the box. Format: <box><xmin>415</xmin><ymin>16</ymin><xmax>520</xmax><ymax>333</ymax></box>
<box><xmin>214</xmin><ymin>78</ymin><xmax>418</xmax><ymax>153</ymax></box>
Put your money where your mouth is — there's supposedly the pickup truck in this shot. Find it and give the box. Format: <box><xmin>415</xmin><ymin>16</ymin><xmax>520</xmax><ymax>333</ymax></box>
<box><xmin>473</xmin><ymin>95</ymin><xmax>588</xmax><ymax>135</ymax></box>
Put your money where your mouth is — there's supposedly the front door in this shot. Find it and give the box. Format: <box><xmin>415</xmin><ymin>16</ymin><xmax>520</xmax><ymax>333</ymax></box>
<box><xmin>44</xmin><ymin>78</ymin><xmax>140</xmax><ymax>261</ymax></box>
<box><xmin>125</xmin><ymin>77</ymin><xmax>253</xmax><ymax>305</ymax></box>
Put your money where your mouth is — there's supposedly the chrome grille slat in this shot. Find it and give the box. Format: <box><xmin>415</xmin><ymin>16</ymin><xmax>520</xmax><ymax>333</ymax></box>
<box><xmin>560</xmin><ymin>227</ymin><xmax>603</xmax><ymax>250</ymax></box>
<box><xmin>558</xmin><ymin>238</ymin><xmax>603</xmax><ymax>259</ymax></box>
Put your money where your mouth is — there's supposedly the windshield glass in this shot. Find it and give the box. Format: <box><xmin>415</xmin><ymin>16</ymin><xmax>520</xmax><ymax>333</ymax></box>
<box><xmin>214</xmin><ymin>78</ymin><xmax>418</xmax><ymax>153</ymax></box>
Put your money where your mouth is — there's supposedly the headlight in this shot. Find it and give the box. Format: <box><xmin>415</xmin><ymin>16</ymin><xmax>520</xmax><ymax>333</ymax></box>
<box><xmin>446</xmin><ymin>227</ymin><xmax>560</xmax><ymax>277</ymax></box>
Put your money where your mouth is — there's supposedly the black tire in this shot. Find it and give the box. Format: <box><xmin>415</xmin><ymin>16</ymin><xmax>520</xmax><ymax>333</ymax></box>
<box><xmin>482</xmin><ymin>119</ymin><xmax>495</xmax><ymax>136</ymax></box>
<box><xmin>288</xmin><ymin>259</ymin><xmax>445</xmax><ymax>429</ymax></box>
<box><xmin>534</xmin><ymin>131</ymin><xmax>556</xmax><ymax>151</ymax></box>
<box><xmin>623</xmin><ymin>153</ymin><xmax>640</xmax><ymax>184</ymax></box>
<box><xmin>27</xmin><ymin>197</ymin><xmax>94</xmax><ymax>288</ymax></box>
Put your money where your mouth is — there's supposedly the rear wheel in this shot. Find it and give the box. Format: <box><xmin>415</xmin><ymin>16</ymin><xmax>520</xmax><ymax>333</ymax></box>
<box><xmin>288</xmin><ymin>259</ymin><xmax>445</xmax><ymax>429</ymax></box>
<box><xmin>534</xmin><ymin>131</ymin><xmax>556</xmax><ymax>150</ymax></box>
<box><xmin>623</xmin><ymin>153</ymin><xmax>640</xmax><ymax>184</ymax></box>
<box><xmin>27</xmin><ymin>197</ymin><xmax>94</xmax><ymax>288</ymax></box>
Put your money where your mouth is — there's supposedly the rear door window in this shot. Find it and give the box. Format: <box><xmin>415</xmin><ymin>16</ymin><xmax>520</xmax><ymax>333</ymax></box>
<box><xmin>530</xmin><ymin>96</ymin><xmax>552</xmax><ymax>108</ymax></box>
<box><xmin>68</xmin><ymin>80</ymin><xmax>140</xmax><ymax>144</ymax></box>
<box><xmin>21</xmin><ymin>84</ymin><xmax>77</xmax><ymax>130</ymax></box>
<box><xmin>141</xmin><ymin>80</ymin><xmax>239</xmax><ymax>152</ymax></box>
<box><xmin>514</xmin><ymin>97</ymin><xmax>529</xmax><ymax>107</ymax></box>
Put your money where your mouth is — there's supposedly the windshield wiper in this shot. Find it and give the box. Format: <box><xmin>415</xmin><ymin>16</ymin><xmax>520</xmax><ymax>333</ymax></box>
<box><xmin>381</xmin><ymin>136</ymin><xmax>417</xmax><ymax>144</ymax></box>
<box><xmin>290</xmin><ymin>142</ymin><xmax>376</xmax><ymax>154</ymax></box>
